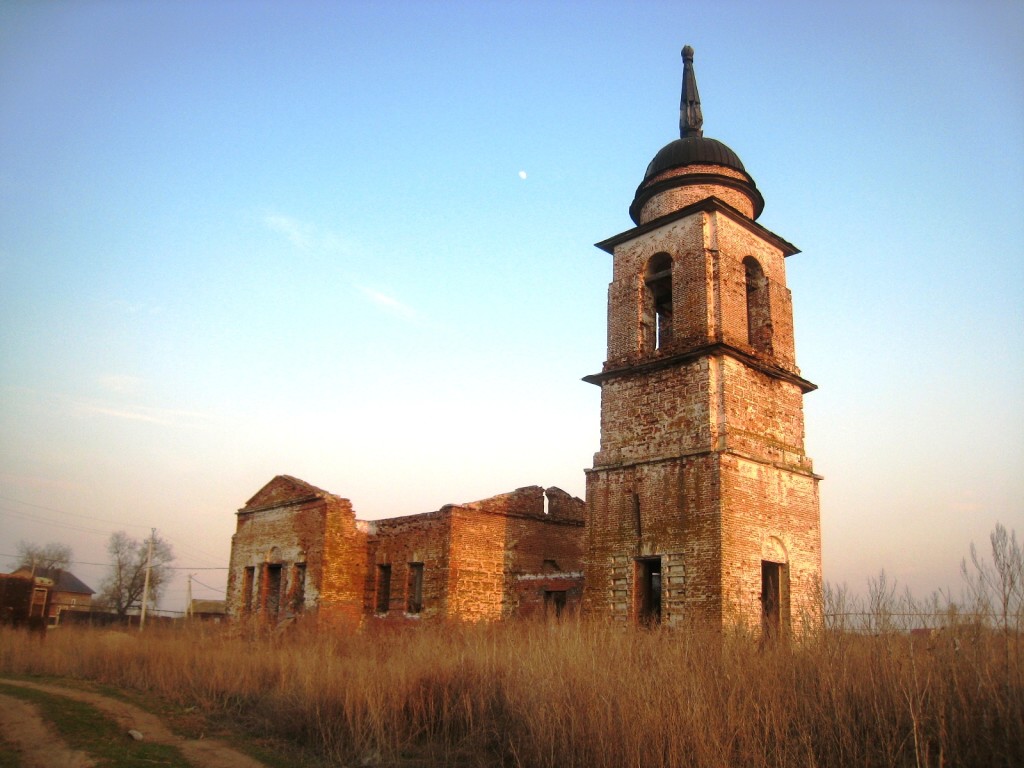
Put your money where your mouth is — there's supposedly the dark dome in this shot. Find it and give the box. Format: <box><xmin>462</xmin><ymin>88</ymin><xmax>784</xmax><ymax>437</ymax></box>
<box><xmin>644</xmin><ymin>135</ymin><xmax>747</xmax><ymax>181</ymax></box>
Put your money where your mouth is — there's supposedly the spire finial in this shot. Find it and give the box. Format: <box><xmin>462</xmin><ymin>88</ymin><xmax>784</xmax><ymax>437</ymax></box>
<box><xmin>680</xmin><ymin>45</ymin><xmax>703</xmax><ymax>138</ymax></box>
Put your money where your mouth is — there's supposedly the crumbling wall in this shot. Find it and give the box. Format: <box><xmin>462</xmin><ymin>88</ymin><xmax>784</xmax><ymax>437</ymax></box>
<box><xmin>318</xmin><ymin>495</ymin><xmax>367</xmax><ymax>629</ymax></box>
<box><xmin>226</xmin><ymin>475</ymin><xmax>366</xmax><ymax>627</ymax></box>
<box><xmin>446</xmin><ymin>486</ymin><xmax>585</xmax><ymax>621</ymax></box>
<box><xmin>446</xmin><ymin>502</ymin><xmax>508</xmax><ymax>621</ymax></box>
<box><xmin>365</xmin><ymin>510</ymin><xmax>450</xmax><ymax>621</ymax></box>
<box><xmin>504</xmin><ymin>487</ymin><xmax>585</xmax><ymax>618</ymax></box>
<box><xmin>228</xmin><ymin>478</ymin><xmax>587</xmax><ymax>627</ymax></box>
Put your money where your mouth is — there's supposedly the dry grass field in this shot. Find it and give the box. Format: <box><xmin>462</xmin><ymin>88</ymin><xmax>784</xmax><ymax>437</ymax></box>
<box><xmin>1</xmin><ymin>605</ymin><xmax>1021</xmax><ymax>768</ymax></box>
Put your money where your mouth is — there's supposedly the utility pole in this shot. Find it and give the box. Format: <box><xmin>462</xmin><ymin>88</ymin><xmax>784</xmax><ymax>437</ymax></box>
<box><xmin>185</xmin><ymin>573</ymin><xmax>193</xmax><ymax>619</ymax></box>
<box><xmin>139</xmin><ymin>528</ymin><xmax>155</xmax><ymax>631</ymax></box>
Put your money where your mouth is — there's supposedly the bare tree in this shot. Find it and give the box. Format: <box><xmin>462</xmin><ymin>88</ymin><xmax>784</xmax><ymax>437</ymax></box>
<box><xmin>97</xmin><ymin>531</ymin><xmax>174</xmax><ymax>616</ymax></box>
<box><xmin>12</xmin><ymin>541</ymin><xmax>72</xmax><ymax>574</ymax></box>
<box><xmin>962</xmin><ymin>521</ymin><xmax>1023</xmax><ymax>722</ymax></box>
<box><xmin>962</xmin><ymin>522</ymin><xmax>1024</xmax><ymax>635</ymax></box>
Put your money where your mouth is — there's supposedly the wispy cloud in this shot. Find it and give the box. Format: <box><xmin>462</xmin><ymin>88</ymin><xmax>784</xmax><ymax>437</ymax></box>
<box><xmin>263</xmin><ymin>213</ymin><xmax>315</xmax><ymax>250</ymax></box>
<box><xmin>9</xmin><ymin>385</ymin><xmax>210</xmax><ymax>429</ymax></box>
<box><xmin>262</xmin><ymin>212</ymin><xmax>422</xmax><ymax>323</ymax></box>
<box><xmin>356</xmin><ymin>285</ymin><xmax>417</xmax><ymax>319</ymax></box>
<box><xmin>261</xmin><ymin>210</ymin><xmax>362</xmax><ymax>260</ymax></box>
<box><xmin>79</xmin><ymin>402</ymin><xmax>210</xmax><ymax>428</ymax></box>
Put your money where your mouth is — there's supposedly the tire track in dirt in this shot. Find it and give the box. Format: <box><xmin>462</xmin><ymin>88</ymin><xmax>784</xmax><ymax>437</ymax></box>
<box><xmin>0</xmin><ymin>679</ymin><xmax>270</xmax><ymax>768</ymax></box>
<box><xmin>0</xmin><ymin>692</ymin><xmax>96</xmax><ymax>768</ymax></box>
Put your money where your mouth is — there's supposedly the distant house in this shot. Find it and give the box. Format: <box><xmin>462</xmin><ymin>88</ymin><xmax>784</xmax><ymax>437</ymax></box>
<box><xmin>188</xmin><ymin>599</ymin><xmax>226</xmax><ymax>622</ymax></box>
<box><xmin>9</xmin><ymin>567</ymin><xmax>94</xmax><ymax>625</ymax></box>
<box><xmin>0</xmin><ymin>573</ymin><xmax>49</xmax><ymax>628</ymax></box>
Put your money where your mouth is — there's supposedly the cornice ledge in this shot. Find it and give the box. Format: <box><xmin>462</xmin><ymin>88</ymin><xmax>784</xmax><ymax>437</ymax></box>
<box><xmin>596</xmin><ymin>196</ymin><xmax>799</xmax><ymax>257</ymax></box>
<box><xmin>237</xmin><ymin>494</ymin><xmax>322</xmax><ymax>515</ymax></box>
<box><xmin>583</xmin><ymin>342</ymin><xmax>816</xmax><ymax>393</ymax></box>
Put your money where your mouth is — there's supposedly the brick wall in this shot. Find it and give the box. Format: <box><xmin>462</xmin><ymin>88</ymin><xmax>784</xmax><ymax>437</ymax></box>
<box><xmin>638</xmin><ymin>165</ymin><xmax>758</xmax><ymax>223</ymax></box>
<box><xmin>719</xmin><ymin>453</ymin><xmax>821</xmax><ymax>634</ymax></box>
<box><xmin>227</xmin><ymin>478</ymin><xmax>585</xmax><ymax>627</ymax></box>
<box><xmin>709</xmin><ymin>212</ymin><xmax>799</xmax><ymax>372</ymax></box>
<box><xmin>585</xmin><ymin>165</ymin><xmax>822</xmax><ymax>637</ymax></box>
<box><xmin>366</xmin><ymin>510</ymin><xmax>450</xmax><ymax>620</ymax></box>
<box><xmin>594</xmin><ymin>362</ymin><xmax>713</xmax><ymax>467</ymax></box>
<box><xmin>447</xmin><ymin>505</ymin><xmax>507</xmax><ymax>621</ymax></box>
<box><xmin>584</xmin><ymin>454</ymin><xmax>724</xmax><ymax>627</ymax></box>
<box><xmin>226</xmin><ymin>475</ymin><xmax>366</xmax><ymax>627</ymax></box>
<box><xmin>502</xmin><ymin>487</ymin><xmax>585</xmax><ymax>618</ymax></box>
<box><xmin>319</xmin><ymin>495</ymin><xmax>367</xmax><ymax>629</ymax></box>
<box><xmin>446</xmin><ymin>486</ymin><xmax>585</xmax><ymax>621</ymax></box>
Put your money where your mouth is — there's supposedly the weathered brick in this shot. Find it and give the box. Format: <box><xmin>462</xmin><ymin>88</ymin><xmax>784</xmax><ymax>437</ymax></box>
<box><xmin>225</xmin><ymin>48</ymin><xmax>821</xmax><ymax>639</ymax></box>
<box><xmin>583</xmin><ymin>136</ymin><xmax>821</xmax><ymax>637</ymax></box>
<box><xmin>226</xmin><ymin>479</ymin><xmax>584</xmax><ymax>626</ymax></box>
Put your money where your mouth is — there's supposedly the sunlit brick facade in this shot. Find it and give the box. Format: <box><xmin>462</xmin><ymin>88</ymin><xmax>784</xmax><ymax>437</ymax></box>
<box><xmin>225</xmin><ymin>47</ymin><xmax>822</xmax><ymax>638</ymax></box>
<box><xmin>226</xmin><ymin>476</ymin><xmax>584</xmax><ymax>627</ymax></box>
<box><xmin>582</xmin><ymin>47</ymin><xmax>822</xmax><ymax>636</ymax></box>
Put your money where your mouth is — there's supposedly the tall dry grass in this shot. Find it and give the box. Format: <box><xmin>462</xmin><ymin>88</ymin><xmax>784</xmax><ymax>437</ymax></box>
<box><xmin>1</xmin><ymin>613</ymin><xmax>1021</xmax><ymax>767</ymax></box>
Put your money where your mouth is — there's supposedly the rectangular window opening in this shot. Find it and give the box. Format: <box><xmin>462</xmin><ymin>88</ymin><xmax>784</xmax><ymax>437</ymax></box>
<box><xmin>636</xmin><ymin>557</ymin><xmax>662</xmax><ymax>626</ymax></box>
<box><xmin>407</xmin><ymin>563</ymin><xmax>424</xmax><ymax>614</ymax></box>
<box><xmin>544</xmin><ymin>589</ymin><xmax>567</xmax><ymax>619</ymax></box>
<box><xmin>757</xmin><ymin>561</ymin><xmax>786</xmax><ymax>643</ymax></box>
<box><xmin>376</xmin><ymin>564</ymin><xmax>392</xmax><ymax>614</ymax></box>
<box><xmin>264</xmin><ymin>564</ymin><xmax>282</xmax><ymax>621</ymax></box>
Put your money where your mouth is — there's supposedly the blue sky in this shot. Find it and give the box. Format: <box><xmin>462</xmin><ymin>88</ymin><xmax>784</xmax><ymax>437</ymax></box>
<box><xmin>1</xmin><ymin>1</ymin><xmax>1022</xmax><ymax>611</ymax></box>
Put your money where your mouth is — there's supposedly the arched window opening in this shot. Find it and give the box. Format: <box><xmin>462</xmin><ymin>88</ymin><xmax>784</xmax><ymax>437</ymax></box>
<box><xmin>744</xmin><ymin>256</ymin><xmax>772</xmax><ymax>353</ymax></box>
<box><xmin>644</xmin><ymin>253</ymin><xmax>673</xmax><ymax>352</ymax></box>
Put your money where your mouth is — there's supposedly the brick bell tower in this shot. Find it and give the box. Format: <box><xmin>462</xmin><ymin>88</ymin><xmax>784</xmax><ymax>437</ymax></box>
<box><xmin>583</xmin><ymin>46</ymin><xmax>822</xmax><ymax>636</ymax></box>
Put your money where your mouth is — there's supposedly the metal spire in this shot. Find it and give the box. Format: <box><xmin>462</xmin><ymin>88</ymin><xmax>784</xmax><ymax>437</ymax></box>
<box><xmin>679</xmin><ymin>45</ymin><xmax>703</xmax><ymax>138</ymax></box>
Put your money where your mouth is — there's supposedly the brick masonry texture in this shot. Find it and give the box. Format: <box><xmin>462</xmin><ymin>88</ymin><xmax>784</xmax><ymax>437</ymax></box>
<box><xmin>583</xmin><ymin>155</ymin><xmax>822</xmax><ymax>634</ymax></box>
<box><xmin>227</xmin><ymin>478</ymin><xmax>584</xmax><ymax>627</ymax></box>
<box><xmin>639</xmin><ymin>165</ymin><xmax>759</xmax><ymax>223</ymax></box>
<box><xmin>226</xmin><ymin>75</ymin><xmax>822</xmax><ymax>638</ymax></box>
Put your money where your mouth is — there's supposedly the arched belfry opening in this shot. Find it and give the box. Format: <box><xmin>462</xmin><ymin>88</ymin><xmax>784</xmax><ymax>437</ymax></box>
<box><xmin>643</xmin><ymin>253</ymin><xmax>673</xmax><ymax>352</ymax></box>
<box><xmin>744</xmin><ymin>256</ymin><xmax>772</xmax><ymax>354</ymax></box>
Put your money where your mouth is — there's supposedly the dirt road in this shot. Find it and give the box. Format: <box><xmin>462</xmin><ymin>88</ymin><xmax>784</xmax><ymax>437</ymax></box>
<box><xmin>0</xmin><ymin>679</ymin><xmax>270</xmax><ymax>768</ymax></box>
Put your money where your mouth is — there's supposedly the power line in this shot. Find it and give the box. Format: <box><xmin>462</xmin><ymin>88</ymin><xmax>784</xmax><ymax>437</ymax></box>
<box><xmin>166</xmin><ymin>566</ymin><xmax>227</xmax><ymax>571</ymax></box>
<box><xmin>0</xmin><ymin>552</ymin><xmax>226</xmax><ymax>571</ymax></box>
<box><xmin>0</xmin><ymin>532</ymin><xmax>228</xmax><ymax>570</ymax></box>
<box><xmin>189</xmin><ymin>575</ymin><xmax>224</xmax><ymax>592</ymax></box>
<box><xmin>0</xmin><ymin>552</ymin><xmax>111</xmax><ymax>567</ymax></box>
<box><xmin>0</xmin><ymin>494</ymin><xmax>151</xmax><ymax>531</ymax></box>
<box><xmin>2</xmin><ymin>494</ymin><xmax>230</xmax><ymax>569</ymax></box>
<box><xmin>168</xmin><ymin>542</ymin><xmax>228</xmax><ymax>569</ymax></box>
<box><xmin>0</xmin><ymin>505</ymin><xmax>113</xmax><ymax>537</ymax></box>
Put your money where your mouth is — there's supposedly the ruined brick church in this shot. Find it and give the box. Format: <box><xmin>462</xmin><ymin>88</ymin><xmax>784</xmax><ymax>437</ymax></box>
<box><xmin>227</xmin><ymin>47</ymin><xmax>822</xmax><ymax>637</ymax></box>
